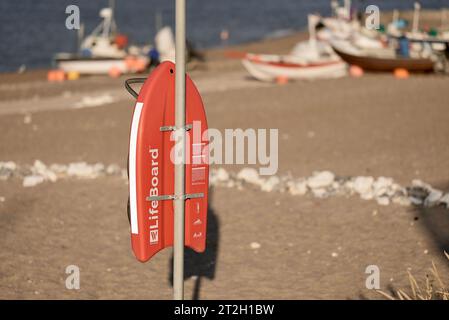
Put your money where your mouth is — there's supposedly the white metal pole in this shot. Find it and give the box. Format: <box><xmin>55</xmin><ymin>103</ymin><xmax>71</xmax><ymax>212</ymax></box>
<box><xmin>174</xmin><ymin>0</ymin><xmax>186</xmax><ymax>301</ymax></box>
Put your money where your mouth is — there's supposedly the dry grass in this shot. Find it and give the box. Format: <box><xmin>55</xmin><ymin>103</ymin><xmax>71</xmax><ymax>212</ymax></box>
<box><xmin>377</xmin><ymin>252</ymin><xmax>449</xmax><ymax>300</ymax></box>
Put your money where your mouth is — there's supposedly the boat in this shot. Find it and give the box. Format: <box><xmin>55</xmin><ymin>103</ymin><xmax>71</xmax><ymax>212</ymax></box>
<box><xmin>331</xmin><ymin>39</ymin><xmax>435</xmax><ymax>72</ymax></box>
<box><xmin>55</xmin><ymin>2</ymin><xmax>149</xmax><ymax>75</ymax></box>
<box><xmin>242</xmin><ymin>15</ymin><xmax>347</xmax><ymax>81</ymax></box>
<box><xmin>242</xmin><ymin>53</ymin><xmax>347</xmax><ymax>81</ymax></box>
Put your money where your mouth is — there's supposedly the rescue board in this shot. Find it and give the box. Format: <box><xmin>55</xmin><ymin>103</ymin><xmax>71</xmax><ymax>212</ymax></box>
<box><xmin>127</xmin><ymin>61</ymin><xmax>209</xmax><ymax>262</ymax></box>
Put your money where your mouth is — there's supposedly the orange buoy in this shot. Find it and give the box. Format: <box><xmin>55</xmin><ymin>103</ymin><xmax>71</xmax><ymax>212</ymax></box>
<box><xmin>108</xmin><ymin>66</ymin><xmax>122</xmax><ymax>78</ymax></box>
<box><xmin>394</xmin><ymin>68</ymin><xmax>409</xmax><ymax>79</ymax></box>
<box><xmin>115</xmin><ymin>34</ymin><xmax>129</xmax><ymax>49</ymax></box>
<box><xmin>276</xmin><ymin>75</ymin><xmax>289</xmax><ymax>85</ymax></box>
<box><xmin>47</xmin><ymin>69</ymin><xmax>66</xmax><ymax>82</ymax></box>
<box><xmin>67</xmin><ymin>71</ymin><xmax>80</xmax><ymax>81</ymax></box>
<box><xmin>349</xmin><ymin>65</ymin><xmax>364</xmax><ymax>78</ymax></box>
<box><xmin>125</xmin><ymin>56</ymin><xmax>137</xmax><ymax>71</ymax></box>
<box><xmin>133</xmin><ymin>58</ymin><xmax>147</xmax><ymax>72</ymax></box>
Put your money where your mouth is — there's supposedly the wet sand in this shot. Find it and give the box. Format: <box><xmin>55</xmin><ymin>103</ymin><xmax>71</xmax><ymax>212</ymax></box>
<box><xmin>1</xmin><ymin>29</ymin><xmax>449</xmax><ymax>299</ymax></box>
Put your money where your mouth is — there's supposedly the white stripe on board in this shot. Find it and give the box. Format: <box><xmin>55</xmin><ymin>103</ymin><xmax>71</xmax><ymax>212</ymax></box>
<box><xmin>129</xmin><ymin>102</ymin><xmax>144</xmax><ymax>234</ymax></box>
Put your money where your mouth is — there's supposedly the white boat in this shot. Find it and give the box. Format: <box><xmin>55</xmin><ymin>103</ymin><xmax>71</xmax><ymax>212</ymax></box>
<box><xmin>55</xmin><ymin>3</ymin><xmax>149</xmax><ymax>75</ymax></box>
<box><xmin>242</xmin><ymin>15</ymin><xmax>347</xmax><ymax>81</ymax></box>
<box><xmin>242</xmin><ymin>53</ymin><xmax>347</xmax><ymax>81</ymax></box>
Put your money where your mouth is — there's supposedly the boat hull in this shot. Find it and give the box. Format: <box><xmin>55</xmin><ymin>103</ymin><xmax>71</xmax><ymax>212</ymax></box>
<box><xmin>56</xmin><ymin>57</ymin><xmax>129</xmax><ymax>74</ymax></box>
<box><xmin>242</xmin><ymin>55</ymin><xmax>347</xmax><ymax>82</ymax></box>
<box><xmin>332</xmin><ymin>46</ymin><xmax>435</xmax><ymax>72</ymax></box>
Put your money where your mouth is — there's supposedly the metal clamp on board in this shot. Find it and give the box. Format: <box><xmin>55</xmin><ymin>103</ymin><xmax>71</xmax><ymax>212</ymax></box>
<box><xmin>160</xmin><ymin>124</ymin><xmax>193</xmax><ymax>132</ymax></box>
<box><xmin>146</xmin><ymin>192</ymin><xmax>204</xmax><ymax>202</ymax></box>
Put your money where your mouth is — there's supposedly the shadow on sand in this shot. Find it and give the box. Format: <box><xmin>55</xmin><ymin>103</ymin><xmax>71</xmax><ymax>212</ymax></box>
<box><xmin>412</xmin><ymin>182</ymin><xmax>449</xmax><ymax>259</ymax></box>
<box><xmin>168</xmin><ymin>187</ymin><xmax>220</xmax><ymax>300</ymax></box>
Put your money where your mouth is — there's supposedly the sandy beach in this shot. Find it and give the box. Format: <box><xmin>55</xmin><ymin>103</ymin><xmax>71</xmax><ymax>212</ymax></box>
<box><xmin>1</xmin><ymin>27</ymin><xmax>449</xmax><ymax>300</ymax></box>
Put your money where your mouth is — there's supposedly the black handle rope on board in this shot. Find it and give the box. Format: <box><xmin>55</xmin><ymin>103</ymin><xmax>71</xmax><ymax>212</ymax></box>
<box><xmin>124</xmin><ymin>78</ymin><xmax>147</xmax><ymax>99</ymax></box>
<box><xmin>124</xmin><ymin>77</ymin><xmax>147</xmax><ymax>224</ymax></box>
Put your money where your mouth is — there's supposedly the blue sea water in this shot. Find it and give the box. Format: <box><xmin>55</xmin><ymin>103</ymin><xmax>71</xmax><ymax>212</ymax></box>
<box><xmin>0</xmin><ymin>0</ymin><xmax>448</xmax><ymax>72</ymax></box>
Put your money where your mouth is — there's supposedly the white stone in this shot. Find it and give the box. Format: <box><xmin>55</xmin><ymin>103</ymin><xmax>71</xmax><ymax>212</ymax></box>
<box><xmin>67</xmin><ymin>162</ymin><xmax>98</xmax><ymax>178</ymax></box>
<box><xmin>23</xmin><ymin>175</ymin><xmax>45</xmax><ymax>187</ymax></box>
<box><xmin>49</xmin><ymin>164</ymin><xmax>67</xmax><ymax>173</ymax></box>
<box><xmin>412</xmin><ymin>179</ymin><xmax>432</xmax><ymax>191</ymax></box>
<box><xmin>307</xmin><ymin>171</ymin><xmax>335</xmax><ymax>189</ymax></box>
<box><xmin>0</xmin><ymin>161</ymin><xmax>17</xmax><ymax>171</ymax></box>
<box><xmin>424</xmin><ymin>189</ymin><xmax>443</xmax><ymax>207</ymax></box>
<box><xmin>74</xmin><ymin>94</ymin><xmax>115</xmax><ymax>109</ymax></box>
<box><xmin>23</xmin><ymin>114</ymin><xmax>32</xmax><ymax>124</ymax></box>
<box><xmin>312</xmin><ymin>188</ymin><xmax>328</xmax><ymax>198</ymax></box>
<box><xmin>261</xmin><ymin>176</ymin><xmax>280</xmax><ymax>192</ymax></box>
<box><xmin>376</xmin><ymin>196</ymin><xmax>390</xmax><ymax>206</ymax></box>
<box><xmin>409</xmin><ymin>197</ymin><xmax>423</xmax><ymax>205</ymax></box>
<box><xmin>360</xmin><ymin>191</ymin><xmax>374</xmax><ymax>200</ymax></box>
<box><xmin>392</xmin><ymin>196</ymin><xmax>412</xmax><ymax>206</ymax></box>
<box><xmin>32</xmin><ymin>160</ymin><xmax>57</xmax><ymax>182</ymax></box>
<box><xmin>106</xmin><ymin>164</ymin><xmax>121</xmax><ymax>175</ymax></box>
<box><xmin>287</xmin><ymin>180</ymin><xmax>307</xmax><ymax>196</ymax></box>
<box><xmin>214</xmin><ymin>168</ymin><xmax>229</xmax><ymax>182</ymax></box>
<box><xmin>237</xmin><ymin>168</ymin><xmax>263</xmax><ymax>185</ymax></box>
<box><xmin>250</xmin><ymin>242</ymin><xmax>261</xmax><ymax>250</ymax></box>
<box><xmin>353</xmin><ymin>176</ymin><xmax>374</xmax><ymax>196</ymax></box>
<box><xmin>93</xmin><ymin>163</ymin><xmax>105</xmax><ymax>173</ymax></box>
<box><xmin>373</xmin><ymin>176</ymin><xmax>393</xmax><ymax>197</ymax></box>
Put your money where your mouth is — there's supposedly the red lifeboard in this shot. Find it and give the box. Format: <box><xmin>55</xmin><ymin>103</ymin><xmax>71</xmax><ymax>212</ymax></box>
<box><xmin>128</xmin><ymin>61</ymin><xmax>208</xmax><ymax>262</ymax></box>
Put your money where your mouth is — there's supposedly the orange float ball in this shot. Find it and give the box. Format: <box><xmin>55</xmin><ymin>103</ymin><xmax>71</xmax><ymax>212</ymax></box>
<box><xmin>394</xmin><ymin>68</ymin><xmax>409</xmax><ymax>79</ymax></box>
<box><xmin>276</xmin><ymin>75</ymin><xmax>289</xmax><ymax>85</ymax></box>
<box><xmin>108</xmin><ymin>66</ymin><xmax>122</xmax><ymax>78</ymax></box>
<box><xmin>349</xmin><ymin>65</ymin><xmax>364</xmax><ymax>77</ymax></box>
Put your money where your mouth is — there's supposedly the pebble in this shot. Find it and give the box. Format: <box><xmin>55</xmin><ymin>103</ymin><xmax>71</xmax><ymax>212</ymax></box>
<box><xmin>376</xmin><ymin>196</ymin><xmax>390</xmax><ymax>206</ymax></box>
<box><xmin>23</xmin><ymin>114</ymin><xmax>32</xmax><ymax>124</ymax></box>
<box><xmin>74</xmin><ymin>94</ymin><xmax>115</xmax><ymax>109</ymax></box>
<box><xmin>23</xmin><ymin>175</ymin><xmax>45</xmax><ymax>187</ymax></box>
<box><xmin>106</xmin><ymin>164</ymin><xmax>122</xmax><ymax>175</ymax></box>
<box><xmin>237</xmin><ymin>168</ymin><xmax>263</xmax><ymax>185</ymax></box>
<box><xmin>424</xmin><ymin>189</ymin><xmax>443</xmax><ymax>207</ymax></box>
<box><xmin>373</xmin><ymin>176</ymin><xmax>393</xmax><ymax>197</ymax></box>
<box><xmin>287</xmin><ymin>180</ymin><xmax>307</xmax><ymax>196</ymax></box>
<box><xmin>67</xmin><ymin>162</ymin><xmax>103</xmax><ymax>178</ymax></box>
<box><xmin>261</xmin><ymin>176</ymin><xmax>280</xmax><ymax>192</ymax></box>
<box><xmin>331</xmin><ymin>252</ymin><xmax>338</xmax><ymax>258</ymax></box>
<box><xmin>353</xmin><ymin>176</ymin><xmax>374</xmax><ymax>197</ymax></box>
<box><xmin>0</xmin><ymin>161</ymin><xmax>17</xmax><ymax>180</ymax></box>
<box><xmin>392</xmin><ymin>196</ymin><xmax>411</xmax><ymax>206</ymax></box>
<box><xmin>312</xmin><ymin>188</ymin><xmax>328</xmax><ymax>198</ymax></box>
<box><xmin>211</xmin><ymin>167</ymin><xmax>229</xmax><ymax>183</ymax></box>
<box><xmin>307</xmin><ymin>171</ymin><xmax>335</xmax><ymax>189</ymax></box>
<box><xmin>250</xmin><ymin>242</ymin><xmax>261</xmax><ymax>250</ymax></box>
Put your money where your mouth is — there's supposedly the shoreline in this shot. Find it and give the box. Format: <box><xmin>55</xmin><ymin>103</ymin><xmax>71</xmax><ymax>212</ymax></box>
<box><xmin>1</xmin><ymin>8</ymin><xmax>447</xmax><ymax>78</ymax></box>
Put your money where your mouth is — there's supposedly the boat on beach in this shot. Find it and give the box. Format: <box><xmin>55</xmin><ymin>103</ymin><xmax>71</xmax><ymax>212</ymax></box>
<box><xmin>242</xmin><ymin>52</ymin><xmax>347</xmax><ymax>81</ymax></box>
<box><xmin>54</xmin><ymin>3</ymin><xmax>149</xmax><ymax>75</ymax></box>
<box><xmin>241</xmin><ymin>15</ymin><xmax>347</xmax><ymax>81</ymax></box>
<box><xmin>331</xmin><ymin>39</ymin><xmax>435</xmax><ymax>72</ymax></box>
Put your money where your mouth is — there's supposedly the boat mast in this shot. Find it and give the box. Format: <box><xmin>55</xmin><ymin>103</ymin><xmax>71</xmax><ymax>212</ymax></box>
<box><xmin>308</xmin><ymin>14</ymin><xmax>318</xmax><ymax>47</ymax></box>
<box><xmin>412</xmin><ymin>2</ymin><xmax>421</xmax><ymax>35</ymax></box>
<box><xmin>392</xmin><ymin>9</ymin><xmax>399</xmax><ymax>24</ymax></box>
